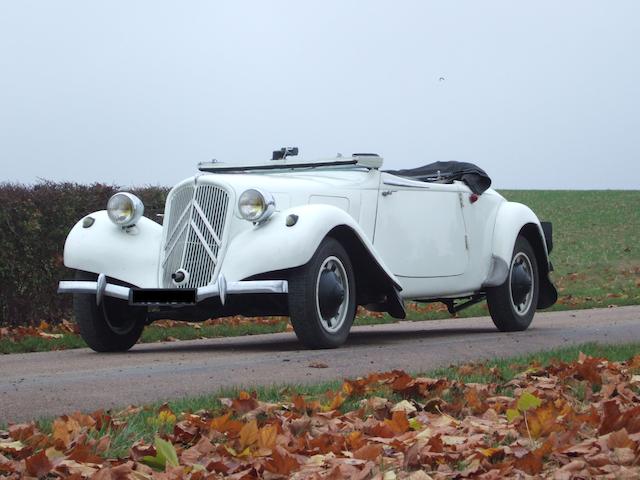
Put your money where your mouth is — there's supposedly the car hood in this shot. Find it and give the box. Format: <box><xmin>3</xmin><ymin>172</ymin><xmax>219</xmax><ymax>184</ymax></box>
<box><xmin>164</xmin><ymin>168</ymin><xmax>379</xmax><ymax>231</ymax></box>
<box><xmin>192</xmin><ymin>169</ymin><xmax>380</xmax><ymax>195</ymax></box>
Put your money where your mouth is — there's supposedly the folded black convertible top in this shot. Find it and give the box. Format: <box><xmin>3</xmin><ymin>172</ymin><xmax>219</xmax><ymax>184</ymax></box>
<box><xmin>385</xmin><ymin>161</ymin><xmax>492</xmax><ymax>195</ymax></box>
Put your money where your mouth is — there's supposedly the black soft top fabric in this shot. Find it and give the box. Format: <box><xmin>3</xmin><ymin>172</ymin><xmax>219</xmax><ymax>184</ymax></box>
<box><xmin>384</xmin><ymin>161</ymin><xmax>492</xmax><ymax>195</ymax></box>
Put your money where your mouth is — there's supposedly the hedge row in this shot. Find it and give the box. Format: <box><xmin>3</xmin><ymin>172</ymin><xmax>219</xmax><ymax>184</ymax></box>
<box><xmin>0</xmin><ymin>182</ymin><xmax>169</xmax><ymax>327</ymax></box>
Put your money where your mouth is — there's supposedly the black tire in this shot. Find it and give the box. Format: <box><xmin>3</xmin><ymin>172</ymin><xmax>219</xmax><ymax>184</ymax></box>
<box><xmin>73</xmin><ymin>271</ymin><xmax>146</xmax><ymax>352</ymax></box>
<box><xmin>487</xmin><ymin>236</ymin><xmax>539</xmax><ymax>332</ymax></box>
<box><xmin>288</xmin><ymin>237</ymin><xmax>357</xmax><ymax>349</ymax></box>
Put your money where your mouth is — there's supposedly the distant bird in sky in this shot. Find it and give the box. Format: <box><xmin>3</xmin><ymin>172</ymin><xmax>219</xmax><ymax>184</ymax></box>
<box><xmin>439</xmin><ymin>76</ymin><xmax>445</xmax><ymax>82</ymax></box>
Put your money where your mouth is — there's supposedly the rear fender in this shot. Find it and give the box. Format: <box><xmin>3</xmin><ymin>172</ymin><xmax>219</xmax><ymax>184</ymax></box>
<box><xmin>484</xmin><ymin>202</ymin><xmax>557</xmax><ymax>309</ymax></box>
<box><xmin>63</xmin><ymin>211</ymin><xmax>162</xmax><ymax>288</ymax></box>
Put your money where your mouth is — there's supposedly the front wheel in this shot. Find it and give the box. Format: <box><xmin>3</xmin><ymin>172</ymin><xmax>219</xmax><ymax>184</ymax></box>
<box><xmin>486</xmin><ymin>236</ymin><xmax>539</xmax><ymax>332</ymax></box>
<box><xmin>288</xmin><ymin>238</ymin><xmax>357</xmax><ymax>349</ymax></box>
<box><xmin>73</xmin><ymin>271</ymin><xmax>146</xmax><ymax>352</ymax></box>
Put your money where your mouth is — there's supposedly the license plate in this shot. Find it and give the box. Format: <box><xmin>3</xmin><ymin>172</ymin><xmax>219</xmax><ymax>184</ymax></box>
<box><xmin>130</xmin><ymin>288</ymin><xmax>197</xmax><ymax>305</ymax></box>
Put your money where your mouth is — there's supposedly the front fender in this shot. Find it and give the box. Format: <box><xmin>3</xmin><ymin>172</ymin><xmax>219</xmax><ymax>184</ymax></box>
<box><xmin>221</xmin><ymin>204</ymin><xmax>401</xmax><ymax>289</ymax></box>
<box><xmin>63</xmin><ymin>211</ymin><xmax>162</xmax><ymax>287</ymax></box>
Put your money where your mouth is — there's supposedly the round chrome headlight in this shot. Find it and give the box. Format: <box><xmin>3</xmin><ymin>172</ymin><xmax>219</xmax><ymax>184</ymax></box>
<box><xmin>107</xmin><ymin>192</ymin><xmax>144</xmax><ymax>227</ymax></box>
<box><xmin>238</xmin><ymin>189</ymin><xmax>275</xmax><ymax>223</ymax></box>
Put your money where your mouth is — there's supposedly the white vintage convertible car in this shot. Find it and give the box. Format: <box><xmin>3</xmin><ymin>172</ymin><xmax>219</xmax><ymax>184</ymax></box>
<box><xmin>58</xmin><ymin>149</ymin><xmax>557</xmax><ymax>352</ymax></box>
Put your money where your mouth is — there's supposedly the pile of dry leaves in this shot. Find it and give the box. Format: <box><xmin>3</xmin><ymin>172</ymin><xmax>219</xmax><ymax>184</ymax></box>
<box><xmin>2</xmin><ymin>353</ymin><xmax>640</xmax><ymax>479</ymax></box>
<box><xmin>0</xmin><ymin>320</ymin><xmax>79</xmax><ymax>342</ymax></box>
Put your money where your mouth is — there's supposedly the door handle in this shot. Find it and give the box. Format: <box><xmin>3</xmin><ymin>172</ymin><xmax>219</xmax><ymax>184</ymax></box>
<box><xmin>381</xmin><ymin>190</ymin><xmax>396</xmax><ymax>197</ymax></box>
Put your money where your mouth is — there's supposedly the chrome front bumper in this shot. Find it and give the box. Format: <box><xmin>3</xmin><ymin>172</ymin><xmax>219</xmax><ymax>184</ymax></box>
<box><xmin>57</xmin><ymin>273</ymin><xmax>288</xmax><ymax>306</ymax></box>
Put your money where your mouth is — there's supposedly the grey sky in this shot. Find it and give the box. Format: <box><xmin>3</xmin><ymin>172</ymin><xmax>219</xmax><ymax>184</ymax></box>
<box><xmin>1</xmin><ymin>1</ymin><xmax>638</xmax><ymax>189</ymax></box>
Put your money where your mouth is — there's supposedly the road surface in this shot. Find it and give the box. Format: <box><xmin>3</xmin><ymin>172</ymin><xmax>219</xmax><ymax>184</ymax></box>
<box><xmin>2</xmin><ymin>306</ymin><xmax>639</xmax><ymax>422</ymax></box>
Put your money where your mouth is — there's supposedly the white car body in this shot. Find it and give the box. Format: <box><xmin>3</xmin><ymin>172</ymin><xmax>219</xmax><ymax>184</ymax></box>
<box><xmin>59</xmin><ymin>154</ymin><xmax>556</xmax><ymax>333</ymax></box>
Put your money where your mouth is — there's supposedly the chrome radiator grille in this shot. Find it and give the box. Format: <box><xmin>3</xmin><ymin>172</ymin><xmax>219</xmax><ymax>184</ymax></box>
<box><xmin>161</xmin><ymin>183</ymin><xmax>230</xmax><ymax>288</ymax></box>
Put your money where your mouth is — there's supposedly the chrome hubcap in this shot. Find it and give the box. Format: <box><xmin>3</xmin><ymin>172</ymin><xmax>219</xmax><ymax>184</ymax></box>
<box><xmin>315</xmin><ymin>256</ymin><xmax>349</xmax><ymax>333</ymax></box>
<box><xmin>509</xmin><ymin>252</ymin><xmax>534</xmax><ymax>316</ymax></box>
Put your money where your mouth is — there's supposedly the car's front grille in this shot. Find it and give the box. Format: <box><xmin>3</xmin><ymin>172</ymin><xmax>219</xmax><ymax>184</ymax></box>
<box><xmin>160</xmin><ymin>182</ymin><xmax>230</xmax><ymax>288</ymax></box>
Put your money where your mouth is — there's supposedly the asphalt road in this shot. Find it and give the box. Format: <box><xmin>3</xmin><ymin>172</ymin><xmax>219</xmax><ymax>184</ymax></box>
<box><xmin>2</xmin><ymin>306</ymin><xmax>640</xmax><ymax>423</ymax></box>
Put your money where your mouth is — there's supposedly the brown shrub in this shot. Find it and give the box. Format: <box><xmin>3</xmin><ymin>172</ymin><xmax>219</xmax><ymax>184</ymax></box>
<box><xmin>0</xmin><ymin>182</ymin><xmax>168</xmax><ymax>327</ymax></box>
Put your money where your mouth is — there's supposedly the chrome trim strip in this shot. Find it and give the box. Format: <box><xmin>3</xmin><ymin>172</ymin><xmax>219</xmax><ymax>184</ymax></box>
<box><xmin>189</xmin><ymin>219</ymin><xmax>218</xmax><ymax>264</ymax></box>
<box><xmin>162</xmin><ymin>220</ymin><xmax>190</xmax><ymax>265</ymax></box>
<box><xmin>192</xmin><ymin>201</ymin><xmax>222</xmax><ymax>246</ymax></box>
<box><xmin>383</xmin><ymin>178</ymin><xmax>432</xmax><ymax>188</ymax></box>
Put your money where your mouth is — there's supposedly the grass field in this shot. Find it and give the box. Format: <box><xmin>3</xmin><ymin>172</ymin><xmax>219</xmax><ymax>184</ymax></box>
<box><xmin>1</xmin><ymin>190</ymin><xmax>638</xmax><ymax>353</ymax></box>
<box><xmin>503</xmin><ymin>190</ymin><xmax>640</xmax><ymax>310</ymax></box>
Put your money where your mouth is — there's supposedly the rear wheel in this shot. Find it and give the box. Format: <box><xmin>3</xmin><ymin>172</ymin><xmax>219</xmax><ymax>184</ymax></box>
<box><xmin>486</xmin><ymin>236</ymin><xmax>539</xmax><ymax>332</ymax></box>
<box><xmin>73</xmin><ymin>271</ymin><xmax>146</xmax><ymax>352</ymax></box>
<box><xmin>288</xmin><ymin>238</ymin><xmax>356</xmax><ymax>349</ymax></box>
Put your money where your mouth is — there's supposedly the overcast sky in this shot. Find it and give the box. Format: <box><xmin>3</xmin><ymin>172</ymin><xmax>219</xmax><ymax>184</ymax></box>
<box><xmin>1</xmin><ymin>1</ymin><xmax>638</xmax><ymax>189</ymax></box>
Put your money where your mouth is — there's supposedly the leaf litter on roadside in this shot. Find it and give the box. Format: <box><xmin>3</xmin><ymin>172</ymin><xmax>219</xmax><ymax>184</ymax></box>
<box><xmin>0</xmin><ymin>320</ymin><xmax>79</xmax><ymax>343</ymax></box>
<box><xmin>2</xmin><ymin>353</ymin><xmax>640</xmax><ymax>478</ymax></box>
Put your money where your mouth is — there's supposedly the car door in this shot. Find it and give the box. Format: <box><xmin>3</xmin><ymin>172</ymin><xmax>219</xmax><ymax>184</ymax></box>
<box><xmin>373</xmin><ymin>173</ymin><xmax>469</xmax><ymax>278</ymax></box>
